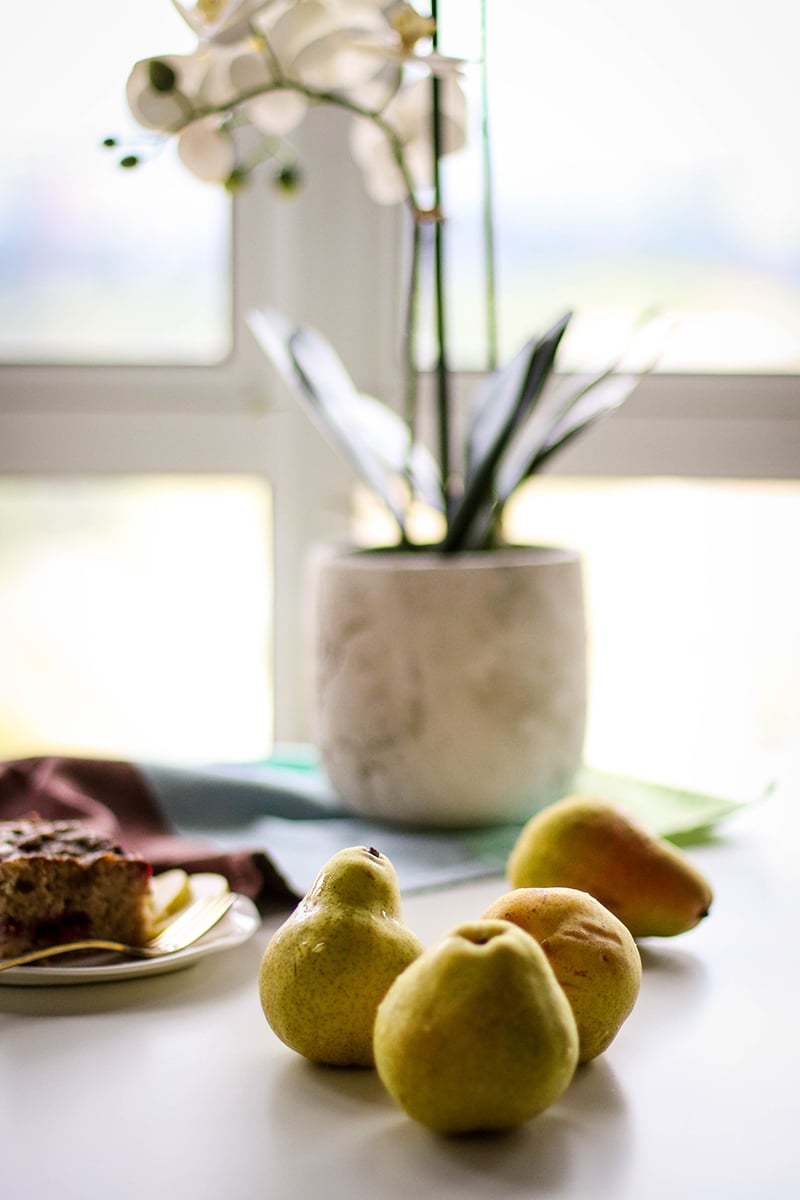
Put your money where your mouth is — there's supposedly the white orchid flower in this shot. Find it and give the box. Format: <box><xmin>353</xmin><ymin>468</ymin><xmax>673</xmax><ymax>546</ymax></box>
<box><xmin>225</xmin><ymin>45</ymin><xmax>308</xmax><ymax>133</ymax></box>
<box><xmin>349</xmin><ymin>74</ymin><xmax>468</xmax><ymax>205</ymax></box>
<box><xmin>126</xmin><ymin>55</ymin><xmax>203</xmax><ymax>131</ymax></box>
<box><xmin>171</xmin><ymin>0</ymin><xmax>280</xmax><ymax>45</ymax></box>
<box><xmin>126</xmin><ymin>1</ymin><xmax>469</xmax><ymax>202</ymax></box>
<box><xmin>126</xmin><ymin>44</ymin><xmax>261</xmax><ymax>132</ymax></box>
<box><xmin>253</xmin><ymin>0</ymin><xmax>391</xmax><ymax>92</ymax></box>
<box><xmin>177</xmin><ymin>114</ymin><xmax>237</xmax><ymax>181</ymax></box>
<box><xmin>230</xmin><ymin>0</ymin><xmax>393</xmax><ymax>134</ymax></box>
<box><xmin>346</xmin><ymin>2</ymin><xmax>466</xmax><ymax>78</ymax></box>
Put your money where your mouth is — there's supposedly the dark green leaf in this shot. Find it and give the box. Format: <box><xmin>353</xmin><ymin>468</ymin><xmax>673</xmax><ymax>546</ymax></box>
<box><xmin>464</xmin><ymin>337</ymin><xmax>539</xmax><ymax>481</ymax></box>
<box><xmin>464</xmin><ymin>313</ymin><xmax>572</xmax><ymax>484</ymax></box>
<box><xmin>495</xmin><ymin>370</ymin><xmax>642</xmax><ymax>502</ymax></box>
<box><xmin>530</xmin><ymin>371</ymin><xmax>642</xmax><ymax>472</ymax></box>
<box><xmin>492</xmin><ymin>311</ymin><xmax>661</xmax><ymax>503</ymax></box>
<box><xmin>443</xmin><ymin>313</ymin><xmax>572</xmax><ymax>552</ymax></box>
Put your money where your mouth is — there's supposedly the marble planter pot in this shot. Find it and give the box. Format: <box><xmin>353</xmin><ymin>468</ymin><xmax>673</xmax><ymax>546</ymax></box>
<box><xmin>307</xmin><ymin>546</ymin><xmax>587</xmax><ymax>827</ymax></box>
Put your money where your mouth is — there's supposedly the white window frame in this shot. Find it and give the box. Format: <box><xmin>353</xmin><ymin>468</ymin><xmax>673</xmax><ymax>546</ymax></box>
<box><xmin>1</xmin><ymin>116</ymin><xmax>799</xmax><ymax>743</ymax></box>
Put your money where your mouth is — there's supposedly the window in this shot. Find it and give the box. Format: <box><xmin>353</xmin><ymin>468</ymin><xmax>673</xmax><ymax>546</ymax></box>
<box><xmin>0</xmin><ymin>477</ymin><xmax>272</xmax><ymax>762</ymax></box>
<box><xmin>0</xmin><ymin>2</ymin><xmax>797</xmax><ymax>764</ymax></box>
<box><xmin>504</xmin><ymin>477</ymin><xmax>800</xmax><ymax>787</ymax></box>
<box><xmin>0</xmin><ymin>1</ymin><xmax>231</xmax><ymax>364</ymax></box>
<box><xmin>438</xmin><ymin>0</ymin><xmax>800</xmax><ymax>375</ymax></box>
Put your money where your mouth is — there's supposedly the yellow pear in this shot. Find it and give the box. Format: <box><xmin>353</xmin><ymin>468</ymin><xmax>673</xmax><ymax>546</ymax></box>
<box><xmin>373</xmin><ymin>919</ymin><xmax>579</xmax><ymax>1134</ymax></box>
<box><xmin>507</xmin><ymin>794</ymin><xmax>713</xmax><ymax>938</ymax></box>
<box><xmin>184</xmin><ymin>871</ymin><xmax>230</xmax><ymax>901</ymax></box>
<box><xmin>482</xmin><ymin>887</ymin><xmax>642</xmax><ymax>1062</ymax></box>
<box><xmin>258</xmin><ymin>845</ymin><xmax>424</xmax><ymax>1067</ymax></box>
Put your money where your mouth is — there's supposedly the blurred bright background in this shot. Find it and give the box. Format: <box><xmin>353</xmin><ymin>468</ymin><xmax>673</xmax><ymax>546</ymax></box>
<box><xmin>0</xmin><ymin>2</ymin><xmax>798</xmax><ymax>788</ymax></box>
<box><xmin>2</xmin><ymin>1</ymin><xmax>799</xmax><ymax>371</ymax></box>
<box><xmin>439</xmin><ymin>0</ymin><xmax>800</xmax><ymax>373</ymax></box>
<box><xmin>0</xmin><ymin>1</ymin><xmax>230</xmax><ymax>363</ymax></box>
<box><xmin>0</xmin><ymin>477</ymin><xmax>272</xmax><ymax>761</ymax></box>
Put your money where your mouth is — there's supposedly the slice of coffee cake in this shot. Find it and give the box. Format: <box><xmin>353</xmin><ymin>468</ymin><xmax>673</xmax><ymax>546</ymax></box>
<box><xmin>0</xmin><ymin>815</ymin><xmax>153</xmax><ymax>957</ymax></box>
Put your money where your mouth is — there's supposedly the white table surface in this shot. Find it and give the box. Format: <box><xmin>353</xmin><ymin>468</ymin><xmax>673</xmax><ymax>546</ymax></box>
<box><xmin>2</xmin><ymin>757</ymin><xmax>798</xmax><ymax>1200</ymax></box>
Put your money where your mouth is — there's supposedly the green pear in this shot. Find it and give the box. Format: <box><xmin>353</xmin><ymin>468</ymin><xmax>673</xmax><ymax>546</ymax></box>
<box><xmin>258</xmin><ymin>845</ymin><xmax>424</xmax><ymax>1067</ymax></box>
<box><xmin>507</xmin><ymin>794</ymin><xmax>713</xmax><ymax>938</ymax></box>
<box><xmin>482</xmin><ymin>887</ymin><xmax>642</xmax><ymax>1062</ymax></box>
<box><xmin>373</xmin><ymin>919</ymin><xmax>579</xmax><ymax>1134</ymax></box>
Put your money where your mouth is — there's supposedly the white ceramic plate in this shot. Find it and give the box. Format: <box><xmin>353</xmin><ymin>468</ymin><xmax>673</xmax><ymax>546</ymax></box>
<box><xmin>0</xmin><ymin>893</ymin><xmax>260</xmax><ymax>987</ymax></box>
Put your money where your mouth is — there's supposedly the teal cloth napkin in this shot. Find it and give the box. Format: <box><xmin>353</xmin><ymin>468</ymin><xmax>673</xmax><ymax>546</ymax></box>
<box><xmin>139</xmin><ymin>746</ymin><xmax>753</xmax><ymax>898</ymax></box>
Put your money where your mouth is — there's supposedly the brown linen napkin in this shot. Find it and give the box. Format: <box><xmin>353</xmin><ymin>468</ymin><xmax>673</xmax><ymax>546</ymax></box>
<box><xmin>0</xmin><ymin>756</ymin><xmax>294</xmax><ymax>910</ymax></box>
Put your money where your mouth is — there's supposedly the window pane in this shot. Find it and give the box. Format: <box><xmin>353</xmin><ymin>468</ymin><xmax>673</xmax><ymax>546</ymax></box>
<box><xmin>0</xmin><ymin>478</ymin><xmax>272</xmax><ymax>763</ymax></box>
<box><xmin>504</xmin><ymin>478</ymin><xmax>800</xmax><ymax>791</ymax></box>
<box><xmin>0</xmin><ymin>1</ymin><xmax>231</xmax><ymax>364</ymax></box>
<box><xmin>438</xmin><ymin>0</ymin><xmax>800</xmax><ymax>373</ymax></box>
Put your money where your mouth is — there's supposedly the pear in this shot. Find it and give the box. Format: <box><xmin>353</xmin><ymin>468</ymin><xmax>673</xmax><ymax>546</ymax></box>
<box><xmin>149</xmin><ymin>869</ymin><xmax>192</xmax><ymax>929</ymax></box>
<box><xmin>507</xmin><ymin>794</ymin><xmax>713</xmax><ymax>938</ymax></box>
<box><xmin>373</xmin><ymin>919</ymin><xmax>579</xmax><ymax>1134</ymax></box>
<box><xmin>482</xmin><ymin>887</ymin><xmax>642</xmax><ymax>1062</ymax></box>
<box><xmin>258</xmin><ymin>845</ymin><xmax>424</xmax><ymax>1067</ymax></box>
<box><xmin>150</xmin><ymin>869</ymin><xmax>229</xmax><ymax>932</ymax></box>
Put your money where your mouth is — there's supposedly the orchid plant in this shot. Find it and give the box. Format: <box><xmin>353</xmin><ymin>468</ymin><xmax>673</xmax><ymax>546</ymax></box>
<box><xmin>121</xmin><ymin>0</ymin><xmax>645</xmax><ymax>552</ymax></box>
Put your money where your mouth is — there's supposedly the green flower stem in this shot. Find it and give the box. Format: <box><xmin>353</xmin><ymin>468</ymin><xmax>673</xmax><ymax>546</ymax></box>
<box><xmin>403</xmin><ymin>215</ymin><xmax>423</xmax><ymax>486</ymax></box>
<box><xmin>430</xmin><ymin>0</ymin><xmax>453</xmax><ymax>519</ymax></box>
<box><xmin>480</xmin><ymin>0</ymin><xmax>498</xmax><ymax>372</ymax></box>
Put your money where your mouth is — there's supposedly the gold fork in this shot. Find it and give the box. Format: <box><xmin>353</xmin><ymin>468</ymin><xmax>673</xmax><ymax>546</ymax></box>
<box><xmin>0</xmin><ymin>892</ymin><xmax>237</xmax><ymax>971</ymax></box>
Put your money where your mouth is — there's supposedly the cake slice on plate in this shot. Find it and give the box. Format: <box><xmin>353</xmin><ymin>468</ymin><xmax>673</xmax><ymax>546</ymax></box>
<box><xmin>0</xmin><ymin>815</ymin><xmax>153</xmax><ymax>957</ymax></box>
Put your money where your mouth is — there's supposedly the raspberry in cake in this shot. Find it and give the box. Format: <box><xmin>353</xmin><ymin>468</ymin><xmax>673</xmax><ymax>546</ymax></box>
<box><xmin>0</xmin><ymin>815</ymin><xmax>153</xmax><ymax>958</ymax></box>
